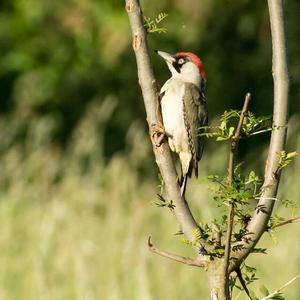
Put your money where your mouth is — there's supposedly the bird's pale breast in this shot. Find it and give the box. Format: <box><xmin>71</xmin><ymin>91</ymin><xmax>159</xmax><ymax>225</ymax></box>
<box><xmin>161</xmin><ymin>79</ymin><xmax>189</xmax><ymax>153</ymax></box>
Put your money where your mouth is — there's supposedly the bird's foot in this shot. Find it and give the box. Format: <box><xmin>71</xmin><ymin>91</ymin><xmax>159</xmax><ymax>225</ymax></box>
<box><xmin>150</xmin><ymin>124</ymin><xmax>165</xmax><ymax>147</ymax></box>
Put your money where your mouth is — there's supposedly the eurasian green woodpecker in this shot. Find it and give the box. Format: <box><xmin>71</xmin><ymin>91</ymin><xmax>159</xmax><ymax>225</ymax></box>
<box><xmin>156</xmin><ymin>50</ymin><xmax>208</xmax><ymax>196</ymax></box>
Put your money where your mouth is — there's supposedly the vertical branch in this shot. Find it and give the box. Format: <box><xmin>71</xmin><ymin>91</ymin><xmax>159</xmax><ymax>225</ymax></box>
<box><xmin>223</xmin><ymin>94</ymin><xmax>251</xmax><ymax>298</ymax></box>
<box><xmin>125</xmin><ymin>0</ymin><xmax>201</xmax><ymax>243</ymax></box>
<box><xmin>230</xmin><ymin>0</ymin><xmax>289</xmax><ymax>271</ymax></box>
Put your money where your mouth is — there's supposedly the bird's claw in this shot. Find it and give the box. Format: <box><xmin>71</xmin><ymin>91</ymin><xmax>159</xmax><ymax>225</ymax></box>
<box><xmin>151</xmin><ymin>125</ymin><xmax>165</xmax><ymax>147</ymax></box>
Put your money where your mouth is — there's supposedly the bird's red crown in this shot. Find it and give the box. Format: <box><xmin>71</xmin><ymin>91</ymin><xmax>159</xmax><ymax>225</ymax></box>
<box><xmin>175</xmin><ymin>52</ymin><xmax>206</xmax><ymax>79</ymax></box>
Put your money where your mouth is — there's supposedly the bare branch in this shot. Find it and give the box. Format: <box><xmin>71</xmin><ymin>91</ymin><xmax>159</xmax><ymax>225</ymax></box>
<box><xmin>230</xmin><ymin>0</ymin><xmax>289</xmax><ymax>271</ymax></box>
<box><xmin>269</xmin><ymin>216</ymin><xmax>300</xmax><ymax>230</ymax></box>
<box><xmin>260</xmin><ymin>274</ymin><xmax>300</xmax><ymax>300</ymax></box>
<box><xmin>147</xmin><ymin>237</ymin><xmax>206</xmax><ymax>267</ymax></box>
<box><xmin>125</xmin><ymin>0</ymin><xmax>200</xmax><ymax>242</ymax></box>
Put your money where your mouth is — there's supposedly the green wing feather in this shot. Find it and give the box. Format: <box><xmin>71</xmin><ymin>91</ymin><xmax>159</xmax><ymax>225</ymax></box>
<box><xmin>182</xmin><ymin>82</ymin><xmax>208</xmax><ymax>177</ymax></box>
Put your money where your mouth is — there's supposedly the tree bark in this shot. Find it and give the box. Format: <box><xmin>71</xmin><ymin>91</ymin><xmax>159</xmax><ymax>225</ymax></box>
<box><xmin>208</xmin><ymin>260</ymin><xmax>228</xmax><ymax>300</ymax></box>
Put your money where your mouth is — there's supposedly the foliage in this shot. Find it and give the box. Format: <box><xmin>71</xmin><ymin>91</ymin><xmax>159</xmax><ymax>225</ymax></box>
<box><xmin>229</xmin><ymin>264</ymin><xmax>258</xmax><ymax>295</ymax></box>
<box><xmin>200</xmin><ymin>110</ymin><xmax>272</xmax><ymax>141</ymax></box>
<box><xmin>191</xmin><ymin>105</ymin><xmax>298</xmax><ymax>296</ymax></box>
<box><xmin>277</xmin><ymin>151</ymin><xmax>297</xmax><ymax>172</ymax></box>
<box><xmin>154</xmin><ymin>194</ymin><xmax>175</xmax><ymax>209</ymax></box>
<box><xmin>144</xmin><ymin>12</ymin><xmax>168</xmax><ymax>34</ymax></box>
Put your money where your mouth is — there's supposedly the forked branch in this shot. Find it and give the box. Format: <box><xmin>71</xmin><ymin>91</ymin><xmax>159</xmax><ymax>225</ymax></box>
<box><xmin>269</xmin><ymin>216</ymin><xmax>300</xmax><ymax>230</ymax></box>
<box><xmin>148</xmin><ymin>237</ymin><xmax>205</xmax><ymax>267</ymax></box>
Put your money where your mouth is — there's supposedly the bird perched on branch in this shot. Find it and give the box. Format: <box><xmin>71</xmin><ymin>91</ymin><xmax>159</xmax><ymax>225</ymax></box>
<box><xmin>156</xmin><ymin>50</ymin><xmax>208</xmax><ymax>196</ymax></box>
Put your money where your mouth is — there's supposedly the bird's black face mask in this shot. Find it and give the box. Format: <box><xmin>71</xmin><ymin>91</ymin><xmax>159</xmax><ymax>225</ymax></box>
<box><xmin>172</xmin><ymin>56</ymin><xmax>188</xmax><ymax>73</ymax></box>
<box><xmin>172</xmin><ymin>61</ymin><xmax>181</xmax><ymax>73</ymax></box>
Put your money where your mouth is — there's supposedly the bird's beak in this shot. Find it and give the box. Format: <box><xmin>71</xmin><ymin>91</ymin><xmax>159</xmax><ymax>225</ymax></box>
<box><xmin>155</xmin><ymin>50</ymin><xmax>176</xmax><ymax>64</ymax></box>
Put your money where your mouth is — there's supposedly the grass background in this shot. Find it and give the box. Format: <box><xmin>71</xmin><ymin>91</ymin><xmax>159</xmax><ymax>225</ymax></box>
<box><xmin>0</xmin><ymin>0</ymin><xmax>300</xmax><ymax>299</ymax></box>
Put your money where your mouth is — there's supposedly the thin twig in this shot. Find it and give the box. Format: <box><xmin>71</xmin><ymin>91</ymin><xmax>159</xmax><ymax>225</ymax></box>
<box><xmin>260</xmin><ymin>274</ymin><xmax>300</xmax><ymax>300</ymax></box>
<box><xmin>147</xmin><ymin>237</ymin><xmax>205</xmax><ymax>267</ymax></box>
<box><xmin>234</xmin><ymin>93</ymin><xmax>252</xmax><ymax>141</ymax></box>
<box><xmin>227</xmin><ymin>93</ymin><xmax>251</xmax><ymax>185</ymax></box>
<box><xmin>224</xmin><ymin>93</ymin><xmax>251</xmax><ymax>289</ymax></box>
<box><xmin>270</xmin><ymin>216</ymin><xmax>300</xmax><ymax>230</ymax></box>
<box><xmin>248</xmin><ymin>128</ymin><xmax>272</xmax><ymax>136</ymax></box>
<box><xmin>235</xmin><ymin>268</ymin><xmax>251</xmax><ymax>299</ymax></box>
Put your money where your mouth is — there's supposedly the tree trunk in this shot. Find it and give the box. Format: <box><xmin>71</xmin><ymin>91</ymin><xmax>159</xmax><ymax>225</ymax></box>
<box><xmin>208</xmin><ymin>260</ymin><xmax>230</xmax><ymax>300</ymax></box>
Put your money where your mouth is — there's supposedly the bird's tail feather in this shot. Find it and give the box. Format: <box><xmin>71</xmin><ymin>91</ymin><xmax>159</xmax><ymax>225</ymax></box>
<box><xmin>179</xmin><ymin>157</ymin><xmax>198</xmax><ymax>197</ymax></box>
<box><xmin>180</xmin><ymin>174</ymin><xmax>188</xmax><ymax>197</ymax></box>
<box><xmin>179</xmin><ymin>159</ymin><xmax>191</xmax><ymax>197</ymax></box>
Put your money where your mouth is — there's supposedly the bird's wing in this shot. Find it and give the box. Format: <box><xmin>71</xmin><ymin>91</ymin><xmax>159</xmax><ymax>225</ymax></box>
<box><xmin>197</xmin><ymin>81</ymin><xmax>208</xmax><ymax>159</ymax></box>
<box><xmin>183</xmin><ymin>82</ymin><xmax>208</xmax><ymax>177</ymax></box>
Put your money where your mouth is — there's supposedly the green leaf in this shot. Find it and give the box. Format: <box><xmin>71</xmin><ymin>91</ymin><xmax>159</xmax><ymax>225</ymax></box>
<box><xmin>286</xmin><ymin>151</ymin><xmax>297</xmax><ymax>159</ymax></box>
<box><xmin>267</xmin><ymin>293</ymin><xmax>285</xmax><ymax>300</ymax></box>
<box><xmin>251</xmin><ymin>247</ymin><xmax>267</xmax><ymax>254</ymax></box>
<box><xmin>277</xmin><ymin>150</ymin><xmax>297</xmax><ymax>171</ymax></box>
<box><xmin>260</xmin><ymin>285</ymin><xmax>270</xmax><ymax>297</ymax></box>
<box><xmin>144</xmin><ymin>12</ymin><xmax>168</xmax><ymax>34</ymax></box>
<box><xmin>220</xmin><ymin>120</ymin><xmax>227</xmax><ymax>130</ymax></box>
<box><xmin>181</xmin><ymin>238</ymin><xmax>193</xmax><ymax>247</ymax></box>
<box><xmin>228</xmin><ymin>126</ymin><xmax>235</xmax><ymax>137</ymax></box>
<box><xmin>249</xmin><ymin>289</ymin><xmax>259</xmax><ymax>300</ymax></box>
<box><xmin>192</xmin><ymin>228</ymin><xmax>202</xmax><ymax>242</ymax></box>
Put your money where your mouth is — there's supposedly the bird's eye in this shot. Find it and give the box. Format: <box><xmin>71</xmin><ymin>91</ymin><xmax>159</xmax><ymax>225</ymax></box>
<box><xmin>178</xmin><ymin>58</ymin><xmax>185</xmax><ymax>65</ymax></box>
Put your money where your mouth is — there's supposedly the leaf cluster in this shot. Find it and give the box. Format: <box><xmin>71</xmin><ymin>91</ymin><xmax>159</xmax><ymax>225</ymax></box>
<box><xmin>182</xmin><ymin>227</ymin><xmax>225</xmax><ymax>257</ymax></box>
<box><xmin>154</xmin><ymin>193</ymin><xmax>175</xmax><ymax>209</ymax></box>
<box><xmin>268</xmin><ymin>214</ymin><xmax>285</xmax><ymax>230</ymax></box>
<box><xmin>182</xmin><ymin>228</ymin><xmax>203</xmax><ymax>248</ymax></box>
<box><xmin>229</xmin><ymin>264</ymin><xmax>258</xmax><ymax>293</ymax></box>
<box><xmin>144</xmin><ymin>12</ymin><xmax>168</xmax><ymax>34</ymax></box>
<box><xmin>200</xmin><ymin>110</ymin><xmax>272</xmax><ymax>141</ymax></box>
<box><xmin>208</xmin><ymin>169</ymin><xmax>262</xmax><ymax>210</ymax></box>
<box><xmin>205</xmin><ymin>168</ymin><xmax>282</xmax><ymax>259</ymax></box>
<box><xmin>276</xmin><ymin>151</ymin><xmax>297</xmax><ymax>173</ymax></box>
<box><xmin>183</xmin><ymin>170</ymin><xmax>265</xmax><ymax>256</ymax></box>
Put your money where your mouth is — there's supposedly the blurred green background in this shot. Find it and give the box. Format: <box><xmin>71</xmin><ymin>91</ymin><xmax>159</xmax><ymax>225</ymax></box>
<box><xmin>0</xmin><ymin>0</ymin><xmax>299</xmax><ymax>299</ymax></box>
